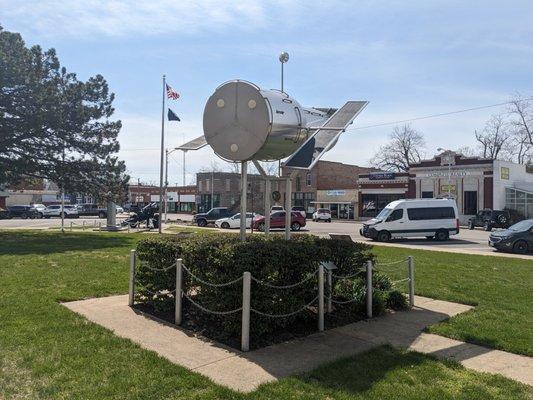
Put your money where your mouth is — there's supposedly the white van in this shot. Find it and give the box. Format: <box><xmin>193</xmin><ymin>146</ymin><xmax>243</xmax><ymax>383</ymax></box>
<box><xmin>360</xmin><ymin>199</ymin><xmax>459</xmax><ymax>242</ymax></box>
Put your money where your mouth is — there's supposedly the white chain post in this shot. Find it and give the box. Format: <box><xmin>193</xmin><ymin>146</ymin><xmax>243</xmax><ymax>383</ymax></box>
<box><xmin>175</xmin><ymin>258</ymin><xmax>183</xmax><ymax>325</ymax></box>
<box><xmin>241</xmin><ymin>272</ymin><xmax>251</xmax><ymax>351</ymax></box>
<box><xmin>408</xmin><ymin>256</ymin><xmax>415</xmax><ymax>307</ymax></box>
<box><xmin>318</xmin><ymin>264</ymin><xmax>324</xmax><ymax>331</ymax></box>
<box><xmin>366</xmin><ymin>260</ymin><xmax>373</xmax><ymax>318</ymax></box>
<box><xmin>128</xmin><ymin>250</ymin><xmax>136</xmax><ymax>306</ymax></box>
<box><xmin>327</xmin><ymin>268</ymin><xmax>332</xmax><ymax>313</ymax></box>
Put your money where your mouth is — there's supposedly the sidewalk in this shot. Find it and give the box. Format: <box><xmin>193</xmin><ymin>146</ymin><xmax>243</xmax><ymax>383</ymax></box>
<box><xmin>63</xmin><ymin>295</ymin><xmax>532</xmax><ymax>392</ymax></box>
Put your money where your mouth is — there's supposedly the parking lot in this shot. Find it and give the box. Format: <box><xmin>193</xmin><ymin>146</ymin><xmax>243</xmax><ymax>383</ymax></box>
<box><xmin>2</xmin><ymin>213</ymin><xmax>530</xmax><ymax>259</ymax></box>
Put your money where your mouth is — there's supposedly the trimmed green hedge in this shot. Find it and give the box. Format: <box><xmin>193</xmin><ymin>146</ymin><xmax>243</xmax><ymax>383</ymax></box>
<box><xmin>135</xmin><ymin>233</ymin><xmax>393</xmax><ymax>343</ymax></box>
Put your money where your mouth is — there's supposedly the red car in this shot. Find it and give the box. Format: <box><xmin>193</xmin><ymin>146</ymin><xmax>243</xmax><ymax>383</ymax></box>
<box><xmin>252</xmin><ymin>211</ymin><xmax>306</xmax><ymax>231</ymax></box>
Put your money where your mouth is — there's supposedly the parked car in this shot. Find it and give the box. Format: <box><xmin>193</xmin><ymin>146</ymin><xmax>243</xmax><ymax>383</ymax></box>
<box><xmin>193</xmin><ymin>207</ymin><xmax>233</xmax><ymax>227</ymax></box>
<box><xmin>76</xmin><ymin>203</ymin><xmax>108</xmax><ymax>218</ymax></box>
<box><xmin>214</xmin><ymin>212</ymin><xmax>261</xmax><ymax>229</ymax></box>
<box><xmin>291</xmin><ymin>206</ymin><xmax>306</xmax><ymax>218</ymax></box>
<box><xmin>6</xmin><ymin>205</ymin><xmax>40</xmax><ymax>219</ymax></box>
<box><xmin>0</xmin><ymin>207</ymin><xmax>9</xmax><ymax>219</ymax></box>
<box><xmin>488</xmin><ymin>219</ymin><xmax>533</xmax><ymax>254</ymax></box>
<box><xmin>312</xmin><ymin>208</ymin><xmax>332</xmax><ymax>222</ymax></box>
<box><xmin>360</xmin><ymin>198</ymin><xmax>459</xmax><ymax>242</ymax></box>
<box><xmin>116</xmin><ymin>206</ymin><xmax>124</xmax><ymax>214</ymax></box>
<box><xmin>252</xmin><ymin>211</ymin><xmax>306</xmax><ymax>231</ymax></box>
<box><xmin>468</xmin><ymin>209</ymin><xmax>511</xmax><ymax>231</ymax></box>
<box><xmin>31</xmin><ymin>203</ymin><xmax>47</xmax><ymax>218</ymax></box>
<box><xmin>271</xmin><ymin>205</ymin><xmax>284</xmax><ymax>212</ymax></box>
<box><xmin>42</xmin><ymin>205</ymin><xmax>79</xmax><ymax>218</ymax></box>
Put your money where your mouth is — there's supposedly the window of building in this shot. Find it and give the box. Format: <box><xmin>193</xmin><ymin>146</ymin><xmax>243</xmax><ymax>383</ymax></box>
<box><xmin>505</xmin><ymin>187</ymin><xmax>533</xmax><ymax>219</ymax></box>
<box><xmin>198</xmin><ymin>180</ymin><xmax>203</xmax><ymax>192</ymax></box>
<box><xmin>206</xmin><ymin>179</ymin><xmax>210</xmax><ymax>192</ymax></box>
<box><xmin>225</xmin><ymin>179</ymin><xmax>230</xmax><ymax>192</ymax></box>
<box><xmin>296</xmin><ymin>177</ymin><xmax>301</xmax><ymax>192</ymax></box>
<box><xmin>421</xmin><ymin>191</ymin><xmax>433</xmax><ymax>198</ymax></box>
<box><xmin>463</xmin><ymin>191</ymin><xmax>478</xmax><ymax>215</ymax></box>
<box><xmin>306</xmin><ymin>173</ymin><xmax>312</xmax><ymax>186</ymax></box>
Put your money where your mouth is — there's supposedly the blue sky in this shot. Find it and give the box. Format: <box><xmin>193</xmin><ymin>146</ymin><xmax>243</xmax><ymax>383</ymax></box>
<box><xmin>1</xmin><ymin>0</ymin><xmax>532</xmax><ymax>184</ymax></box>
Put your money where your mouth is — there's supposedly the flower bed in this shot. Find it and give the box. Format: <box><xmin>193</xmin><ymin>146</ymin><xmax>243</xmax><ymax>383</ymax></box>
<box><xmin>134</xmin><ymin>233</ymin><xmax>407</xmax><ymax>350</ymax></box>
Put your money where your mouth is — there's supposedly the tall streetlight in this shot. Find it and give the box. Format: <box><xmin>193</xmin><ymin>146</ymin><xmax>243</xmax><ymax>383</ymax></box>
<box><xmin>279</xmin><ymin>51</ymin><xmax>289</xmax><ymax>93</ymax></box>
<box><xmin>437</xmin><ymin>147</ymin><xmax>452</xmax><ymax>198</ymax></box>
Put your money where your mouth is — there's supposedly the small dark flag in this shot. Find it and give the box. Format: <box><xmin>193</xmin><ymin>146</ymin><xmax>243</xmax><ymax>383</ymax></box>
<box><xmin>168</xmin><ymin>108</ymin><xmax>181</xmax><ymax>121</ymax></box>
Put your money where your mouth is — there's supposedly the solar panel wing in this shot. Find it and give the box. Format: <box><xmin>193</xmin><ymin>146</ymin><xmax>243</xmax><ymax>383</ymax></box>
<box><xmin>176</xmin><ymin>136</ymin><xmax>208</xmax><ymax>151</ymax></box>
<box><xmin>283</xmin><ymin>101</ymin><xmax>368</xmax><ymax>170</ymax></box>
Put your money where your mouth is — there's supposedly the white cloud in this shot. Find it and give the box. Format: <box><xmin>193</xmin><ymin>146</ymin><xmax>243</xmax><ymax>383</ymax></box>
<box><xmin>0</xmin><ymin>0</ymin><xmax>274</xmax><ymax>38</ymax></box>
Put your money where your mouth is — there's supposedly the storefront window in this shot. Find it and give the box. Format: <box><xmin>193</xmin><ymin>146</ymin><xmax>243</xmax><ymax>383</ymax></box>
<box><xmin>421</xmin><ymin>191</ymin><xmax>433</xmax><ymax>198</ymax></box>
<box><xmin>505</xmin><ymin>188</ymin><xmax>533</xmax><ymax>219</ymax></box>
<box><xmin>463</xmin><ymin>191</ymin><xmax>478</xmax><ymax>215</ymax></box>
<box><xmin>361</xmin><ymin>193</ymin><xmax>405</xmax><ymax>217</ymax></box>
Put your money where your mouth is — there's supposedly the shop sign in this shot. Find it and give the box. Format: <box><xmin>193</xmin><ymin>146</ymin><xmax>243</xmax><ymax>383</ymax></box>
<box><xmin>326</xmin><ymin>190</ymin><xmax>346</xmax><ymax>196</ymax></box>
<box><xmin>501</xmin><ymin>167</ymin><xmax>509</xmax><ymax>180</ymax></box>
<box><xmin>440</xmin><ymin>184</ymin><xmax>456</xmax><ymax>193</ymax></box>
<box><xmin>369</xmin><ymin>172</ymin><xmax>396</xmax><ymax>180</ymax></box>
<box><xmin>420</xmin><ymin>170</ymin><xmax>470</xmax><ymax>178</ymax></box>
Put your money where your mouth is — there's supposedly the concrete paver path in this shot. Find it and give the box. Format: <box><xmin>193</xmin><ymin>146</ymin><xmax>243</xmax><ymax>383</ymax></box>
<box><xmin>64</xmin><ymin>295</ymin><xmax>532</xmax><ymax>392</ymax></box>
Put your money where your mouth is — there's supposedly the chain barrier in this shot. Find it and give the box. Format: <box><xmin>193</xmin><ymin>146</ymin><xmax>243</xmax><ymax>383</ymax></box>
<box><xmin>139</xmin><ymin>261</ymin><xmax>177</xmax><ymax>272</ymax></box>
<box><xmin>331</xmin><ymin>269</ymin><xmax>364</xmax><ymax>280</ymax></box>
<box><xmin>251</xmin><ymin>296</ymin><xmax>318</xmax><ymax>318</ymax></box>
<box><xmin>251</xmin><ymin>268</ymin><xmax>319</xmax><ymax>289</ymax></box>
<box><xmin>182</xmin><ymin>292</ymin><xmax>242</xmax><ymax>316</ymax></box>
<box><xmin>181</xmin><ymin>264</ymin><xmax>243</xmax><ymax>288</ymax></box>
<box><xmin>140</xmin><ymin>287</ymin><xmax>176</xmax><ymax>295</ymax></box>
<box><xmin>374</xmin><ymin>258</ymin><xmax>409</xmax><ymax>267</ymax></box>
<box><xmin>324</xmin><ymin>295</ymin><xmax>359</xmax><ymax>305</ymax></box>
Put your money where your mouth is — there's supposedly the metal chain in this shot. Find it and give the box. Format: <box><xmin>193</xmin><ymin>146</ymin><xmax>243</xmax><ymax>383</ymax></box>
<box><xmin>139</xmin><ymin>287</ymin><xmax>176</xmax><ymax>295</ymax></box>
<box><xmin>331</xmin><ymin>269</ymin><xmax>364</xmax><ymax>280</ymax></box>
<box><xmin>251</xmin><ymin>296</ymin><xmax>318</xmax><ymax>318</ymax></box>
<box><xmin>324</xmin><ymin>295</ymin><xmax>359</xmax><ymax>305</ymax></box>
<box><xmin>181</xmin><ymin>264</ymin><xmax>243</xmax><ymax>288</ymax></box>
<box><xmin>139</xmin><ymin>261</ymin><xmax>177</xmax><ymax>272</ymax></box>
<box><xmin>182</xmin><ymin>293</ymin><xmax>242</xmax><ymax>315</ymax></box>
<box><xmin>391</xmin><ymin>277</ymin><xmax>410</xmax><ymax>285</ymax></box>
<box><xmin>251</xmin><ymin>268</ymin><xmax>318</xmax><ymax>289</ymax></box>
<box><xmin>374</xmin><ymin>258</ymin><xmax>408</xmax><ymax>267</ymax></box>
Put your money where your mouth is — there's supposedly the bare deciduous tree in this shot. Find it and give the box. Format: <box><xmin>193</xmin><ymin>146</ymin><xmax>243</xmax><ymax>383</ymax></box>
<box><xmin>474</xmin><ymin>114</ymin><xmax>509</xmax><ymax>159</ymax></box>
<box><xmin>507</xmin><ymin>128</ymin><xmax>532</xmax><ymax>164</ymax></box>
<box><xmin>508</xmin><ymin>94</ymin><xmax>533</xmax><ymax>147</ymax></box>
<box><xmin>370</xmin><ymin>124</ymin><xmax>425</xmax><ymax>172</ymax></box>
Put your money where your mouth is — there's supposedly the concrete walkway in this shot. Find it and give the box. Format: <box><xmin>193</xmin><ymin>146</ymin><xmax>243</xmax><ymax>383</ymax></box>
<box><xmin>63</xmin><ymin>295</ymin><xmax>532</xmax><ymax>392</ymax></box>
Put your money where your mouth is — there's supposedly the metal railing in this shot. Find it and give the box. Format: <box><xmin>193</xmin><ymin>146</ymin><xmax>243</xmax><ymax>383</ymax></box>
<box><xmin>128</xmin><ymin>250</ymin><xmax>414</xmax><ymax>352</ymax></box>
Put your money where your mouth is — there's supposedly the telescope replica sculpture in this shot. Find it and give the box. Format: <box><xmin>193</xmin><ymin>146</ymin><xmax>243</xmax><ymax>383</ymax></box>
<box><xmin>179</xmin><ymin>79</ymin><xmax>368</xmax><ymax>240</ymax></box>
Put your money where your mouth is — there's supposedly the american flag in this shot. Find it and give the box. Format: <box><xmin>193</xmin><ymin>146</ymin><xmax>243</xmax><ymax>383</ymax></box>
<box><xmin>166</xmin><ymin>84</ymin><xmax>179</xmax><ymax>100</ymax></box>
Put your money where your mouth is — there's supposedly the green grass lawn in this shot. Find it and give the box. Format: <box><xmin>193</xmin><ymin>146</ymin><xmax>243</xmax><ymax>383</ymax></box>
<box><xmin>371</xmin><ymin>246</ymin><xmax>533</xmax><ymax>356</ymax></box>
<box><xmin>0</xmin><ymin>230</ymin><xmax>531</xmax><ymax>399</ymax></box>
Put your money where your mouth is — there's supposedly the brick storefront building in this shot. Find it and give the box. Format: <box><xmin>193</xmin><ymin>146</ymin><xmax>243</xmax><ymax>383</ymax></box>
<box><xmin>128</xmin><ymin>184</ymin><xmax>196</xmax><ymax>213</ymax></box>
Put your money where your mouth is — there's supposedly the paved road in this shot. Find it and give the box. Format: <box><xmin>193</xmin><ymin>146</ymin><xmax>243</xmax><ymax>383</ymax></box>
<box><xmin>1</xmin><ymin>214</ymin><xmax>530</xmax><ymax>259</ymax></box>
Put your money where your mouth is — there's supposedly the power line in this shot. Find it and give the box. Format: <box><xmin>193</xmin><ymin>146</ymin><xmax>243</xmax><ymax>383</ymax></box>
<box><xmin>350</xmin><ymin>97</ymin><xmax>533</xmax><ymax>131</ymax></box>
<box><xmin>118</xmin><ymin>97</ymin><xmax>533</xmax><ymax>152</ymax></box>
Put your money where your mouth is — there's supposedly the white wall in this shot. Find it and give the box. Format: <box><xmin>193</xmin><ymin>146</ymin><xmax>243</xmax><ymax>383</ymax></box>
<box><xmin>493</xmin><ymin>160</ymin><xmax>533</xmax><ymax>209</ymax></box>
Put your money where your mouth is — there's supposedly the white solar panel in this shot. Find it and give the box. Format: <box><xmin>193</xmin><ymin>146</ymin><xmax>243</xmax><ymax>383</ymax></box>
<box><xmin>176</xmin><ymin>136</ymin><xmax>208</xmax><ymax>151</ymax></box>
<box><xmin>284</xmin><ymin>101</ymin><xmax>368</xmax><ymax>170</ymax></box>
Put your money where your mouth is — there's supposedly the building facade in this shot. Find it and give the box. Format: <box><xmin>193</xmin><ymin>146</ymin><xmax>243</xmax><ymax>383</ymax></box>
<box><xmin>128</xmin><ymin>184</ymin><xmax>196</xmax><ymax>213</ymax></box>
<box><xmin>280</xmin><ymin>160</ymin><xmax>375</xmax><ymax>219</ymax></box>
<box><xmin>357</xmin><ymin>151</ymin><xmax>533</xmax><ymax>221</ymax></box>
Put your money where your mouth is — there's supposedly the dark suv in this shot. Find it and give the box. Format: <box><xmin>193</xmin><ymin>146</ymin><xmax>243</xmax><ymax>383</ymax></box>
<box><xmin>193</xmin><ymin>207</ymin><xmax>232</xmax><ymax>227</ymax></box>
<box><xmin>468</xmin><ymin>209</ymin><xmax>511</xmax><ymax>231</ymax></box>
<box><xmin>489</xmin><ymin>219</ymin><xmax>533</xmax><ymax>254</ymax></box>
<box><xmin>6</xmin><ymin>205</ymin><xmax>40</xmax><ymax>219</ymax></box>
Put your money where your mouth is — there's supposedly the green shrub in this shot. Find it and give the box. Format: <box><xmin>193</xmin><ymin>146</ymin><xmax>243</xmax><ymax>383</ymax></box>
<box><xmin>386</xmin><ymin>289</ymin><xmax>409</xmax><ymax>311</ymax></box>
<box><xmin>134</xmin><ymin>233</ymin><xmax>374</xmax><ymax>341</ymax></box>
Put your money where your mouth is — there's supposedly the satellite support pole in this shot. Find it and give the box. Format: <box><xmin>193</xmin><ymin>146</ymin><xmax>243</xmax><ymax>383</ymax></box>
<box><xmin>284</xmin><ymin>177</ymin><xmax>291</xmax><ymax>240</ymax></box>
<box><xmin>240</xmin><ymin>161</ymin><xmax>248</xmax><ymax>241</ymax></box>
<box><xmin>264</xmin><ymin>179</ymin><xmax>271</xmax><ymax>235</ymax></box>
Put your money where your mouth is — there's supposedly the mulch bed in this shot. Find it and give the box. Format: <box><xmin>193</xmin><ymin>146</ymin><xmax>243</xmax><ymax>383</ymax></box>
<box><xmin>133</xmin><ymin>300</ymin><xmax>367</xmax><ymax>351</ymax></box>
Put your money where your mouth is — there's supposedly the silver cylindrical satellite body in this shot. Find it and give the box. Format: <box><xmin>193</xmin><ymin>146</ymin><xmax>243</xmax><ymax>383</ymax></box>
<box><xmin>203</xmin><ymin>80</ymin><xmax>328</xmax><ymax>161</ymax></box>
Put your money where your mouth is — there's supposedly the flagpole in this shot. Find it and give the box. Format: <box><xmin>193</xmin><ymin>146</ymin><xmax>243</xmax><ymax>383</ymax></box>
<box><xmin>158</xmin><ymin>74</ymin><xmax>166</xmax><ymax>233</ymax></box>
